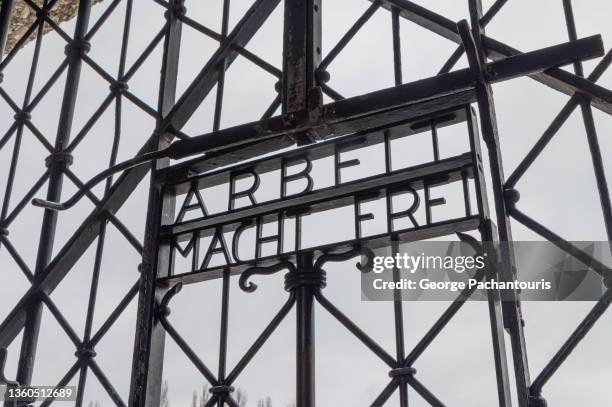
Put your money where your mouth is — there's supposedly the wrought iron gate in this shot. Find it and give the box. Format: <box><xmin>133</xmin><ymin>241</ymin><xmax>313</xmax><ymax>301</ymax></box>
<box><xmin>0</xmin><ymin>0</ymin><xmax>610</xmax><ymax>406</ymax></box>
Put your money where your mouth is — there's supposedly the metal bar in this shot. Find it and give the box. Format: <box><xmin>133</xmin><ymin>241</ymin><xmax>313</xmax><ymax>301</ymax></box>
<box><xmin>406</xmin><ymin>375</ymin><xmax>444</xmax><ymax>407</ymax></box>
<box><xmin>225</xmin><ymin>293</ymin><xmax>296</xmax><ymax>384</ymax></box>
<box><xmin>530</xmin><ymin>289</ymin><xmax>612</xmax><ymax>394</ymax></box>
<box><xmin>158</xmin><ymin>317</ymin><xmax>218</xmax><ymax>385</ymax></box>
<box><xmin>217</xmin><ymin>270</ymin><xmax>230</xmax><ymax>407</ymax></box>
<box><xmin>391</xmin><ymin>242</ymin><xmax>408</xmax><ymax>406</ymax></box>
<box><xmin>508</xmin><ymin>206</ymin><xmax>611</xmax><ymax>275</ymax></box>
<box><xmin>562</xmin><ymin>0</ymin><xmax>584</xmax><ymax>77</ymax></box>
<box><xmin>212</xmin><ymin>0</ymin><xmax>231</xmax><ymax>132</ymax></box>
<box><xmin>458</xmin><ymin>14</ymin><xmax>531</xmax><ymax>406</ymax></box>
<box><xmin>391</xmin><ymin>6</ymin><xmax>402</xmax><ymax>86</ymax></box>
<box><xmin>296</xmin><ymin>252</ymin><xmax>315</xmax><ymax>407</ymax></box>
<box><xmin>404</xmin><ymin>268</ymin><xmax>485</xmax><ymax>366</ymax></box>
<box><xmin>372</xmin><ymin>0</ymin><xmax>612</xmax><ymax>115</ymax></box>
<box><xmin>127</xmin><ymin>0</ymin><xmax>183</xmax><ymax>404</ymax></box>
<box><xmin>371</xmin><ymin>379</ymin><xmax>399</xmax><ymax>407</ymax></box>
<box><xmin>90</xmin><ymin>282</ymin><xmax>139</xmax><ymax>347</ymax></box>
<box><xmin>579</xmin><ymin>98</ymin><xmax>612</xmax><ymax>242</ymax></box>
<box><xmin>0</xmin><ymin>15</ymin><xmax>40</xmax><ymax>71</ymax></box>
<box><xmin>0</xmin><ymin>0</ymin><xmax>15</xmax><ymax>59</ymax></box>
<box><xmin>178</xmin><ymin>14</ymin><xmax>282</xmax><ymax>78</ymax></box>
<box><xmin>1</xmin><ymin>236</ymin><xmax>82</xmax><ymax>348</ymax></box>
<box><xmin>561</xmin><ymin>0</ymin><xmax>612</xmax><ymax>242</ymax></box>
<box><xmin>39</xmin><ymin>359</ymin><xmax>82</xmax><ymax>407</ymax></box>
<box><xmin>16</xmin><ymin>0</ymin><xmax>93</xmax><ymax>388</ymax></box>
<box><xmin>319</xmin><ymin>1</ymin><xmax>380</xmax><ymax>70</ymax></box>
<box><xmin>315</xmin><ymin>291</ymin><xmax>396</xmax><ymax>367</ymax></box>
<box><xmin>282</xmin><ymin>0</ymin><xmax>321</xmax><ymax>114</ymax></box>
<box><xmin>466</xmin><ymin>108</ymin><xmax>512</xmax><ymax>407</ymax></box>
<box><xmin>89</xmin><ymin>360</ymin><xmax>127</xmax><ymax>407</ymax></box>
<box><xmin>282</xmin><ymin>0</ymin><xmax>321</xmax><ymax>145</ymax></box>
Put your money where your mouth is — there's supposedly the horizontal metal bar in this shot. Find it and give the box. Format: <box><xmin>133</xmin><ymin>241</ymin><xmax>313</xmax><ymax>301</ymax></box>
<box><xmin>483</xmin><ymin>35</ymin><xmax>603</xmax><ymax>82</ymax></box>
<box><xmin>169</xmin><ymin>89</ymin><xmax>474</xmax><ymax>162</ymax></box>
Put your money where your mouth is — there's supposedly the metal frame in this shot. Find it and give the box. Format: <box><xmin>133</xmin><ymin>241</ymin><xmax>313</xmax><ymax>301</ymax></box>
<box><xmin>0</xmin><ymin>0</ymin><xmax>609</xmax><ymax>406</ymax></box>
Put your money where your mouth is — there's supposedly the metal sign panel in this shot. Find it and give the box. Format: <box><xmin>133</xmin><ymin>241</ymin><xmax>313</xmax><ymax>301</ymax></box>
<box><xmin>158</xmin><ymin>105</ymin><xmax>485</xmax><ymax>284</ymax></box>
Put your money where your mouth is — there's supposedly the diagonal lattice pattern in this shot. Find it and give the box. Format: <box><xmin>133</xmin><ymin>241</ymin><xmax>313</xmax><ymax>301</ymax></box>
<box><xmin>0</xmin><ymin>0</ymin><xmax>610</xmax><ymax>406</ymax></box>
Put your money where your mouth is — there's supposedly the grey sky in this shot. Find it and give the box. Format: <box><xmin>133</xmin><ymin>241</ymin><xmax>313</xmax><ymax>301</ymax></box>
<box><xmin>1</xmin><ymin>0</ymin><xmax>611</xmax><ymax>406</ymax></box>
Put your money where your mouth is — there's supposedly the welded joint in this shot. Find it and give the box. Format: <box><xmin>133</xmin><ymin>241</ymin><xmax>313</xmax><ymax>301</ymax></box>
<box><xmin>165</xmin><ymin>0</ymin><xmax>187</xmax><ymax>19</ymax></box>
<box><xmin>388</xmin><ymin>366</ymin><xmax>416</xmax><ymax>378</ymax></box>
<box><xmin>209</xmin><ymin>385</ymin><xmax>234</xmax><ymax>396</ymax></box>
<box><xmin>74</xmin><ymin>345</ymin><xmax>97</xmax><ymax>360</ymax></box>
<box><xmin>35</xmin><ymin>4</ymin><xmax>51</xmax><ymax>19</ymax></box>
<box><xmin>109</xmin><ymin>80</ymin><xmax>129</xmax><ymax>95</ymax></box>
<box><xmin>528</xmin><ymin>391</ymin><xmax>548</xmax><ymax>407</ymax></box>
<box><xmin>13</xmin><ymin>110</ymin><xmax>31</xmax><ymax>123</ymax></box>
<box><xmin>503</xmin><ymin>187</ymin><xmax>520</xmax><ymax>209</ymax></box>
<box><xmin>314</xmin><ymin>68</ymin><xmax>330</xmax><ymax>84</ymax></box>
<box><xmin>45</xmin><ymin>151</ymin><xmax>74</xmax><ymax>170</ymax></box>
<box><xmin>64</xmin><ymin>40</ymin><xmax>91</xmax><ymax>56</ymax></box>
<box><xmin>284</xmin><ymin>268</ymin><xmax>327</xmax><ymax>291</ymax></box>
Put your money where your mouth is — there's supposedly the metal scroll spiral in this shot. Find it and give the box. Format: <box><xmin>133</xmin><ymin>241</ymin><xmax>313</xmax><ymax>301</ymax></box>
<box><xmin>314</xmin><ymin>244</ymin><xmax>375</xmax><ymax>274</ymax></box>
<box><xmin>239</xmin><ymin>260</ymin><xmax>296</xmax><ymax>293</ymax></box>
<box><xmin>157</xmin><ymin>282</ymin><xmax>183</xmax><ymax>320</ymax></box>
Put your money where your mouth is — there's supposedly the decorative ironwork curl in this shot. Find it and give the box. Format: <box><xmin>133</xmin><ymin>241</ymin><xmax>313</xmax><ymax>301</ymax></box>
<box><xmin>157</xmin><ymin>282</ymin><xmax>183</xmax><ymax>319</ymax></box>
<box><xmin>456</xmin><ymin>231</ymin><xmax>484</xmax><ymax>256</ymax></box>
<box><xmin>239</xmin><ymin>261</ymin><xmax>296</xmax><ymax>293</ymax></box>
<box><xmin>314</xmin><ymin>245</ymin><xmax>375</xmax><ymax>274</ymax></box>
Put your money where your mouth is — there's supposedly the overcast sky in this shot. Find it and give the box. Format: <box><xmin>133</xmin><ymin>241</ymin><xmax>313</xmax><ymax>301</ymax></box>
<box><xmin>1</xmin><ymin>0</ymin><xmax>611</xmax><ymax>406</ymax></box>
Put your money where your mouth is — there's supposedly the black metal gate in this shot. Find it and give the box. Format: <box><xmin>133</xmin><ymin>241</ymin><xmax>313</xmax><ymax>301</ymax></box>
<box><xmin>0</xmin><ymin>0</ymin><xmax>610</xmax><ymax>406</ymax></box>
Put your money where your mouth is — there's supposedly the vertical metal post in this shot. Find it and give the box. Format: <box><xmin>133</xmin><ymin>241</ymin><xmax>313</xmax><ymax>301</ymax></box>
<box><xmin>0</xmin><ymin>0</ymin><xmax>14</xmax><ymax>61</ymax></box>
<box><xmin>463</xmin><ymin>2</ymin><xmax>531</xmax><ymax>404</ymax></box>
<box><xmin>128</xmin><ymin>1</ymin><xmax>183</xmax><ymax>406</ymax></box>
<box><xmin>389</xmin><ymin>11</ymin><xmax>408</xmax><ymax>406</ymax></box>
<box><xmin>16</xmin><ymin>0</ymin><xmax>93</xmax><ymax>387</ymax></box>
<box><xmin>282</xmin><ymin>4</ymin><xmax>321</xmax><ymax>399</ymax></box>
<box><xmin>282</xmin><ymin>0</ymin><xmax>322</xmax><ymax>143</ymax></box>
<box><xmin>467</xmin><ymin>107</ymin><xmax>512</xmax><ymax>407</ymax></box>
<box><xmin>296</xmin><ymin>252</ymin><xmax>315</xmax><ymax>407</ymax></box>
